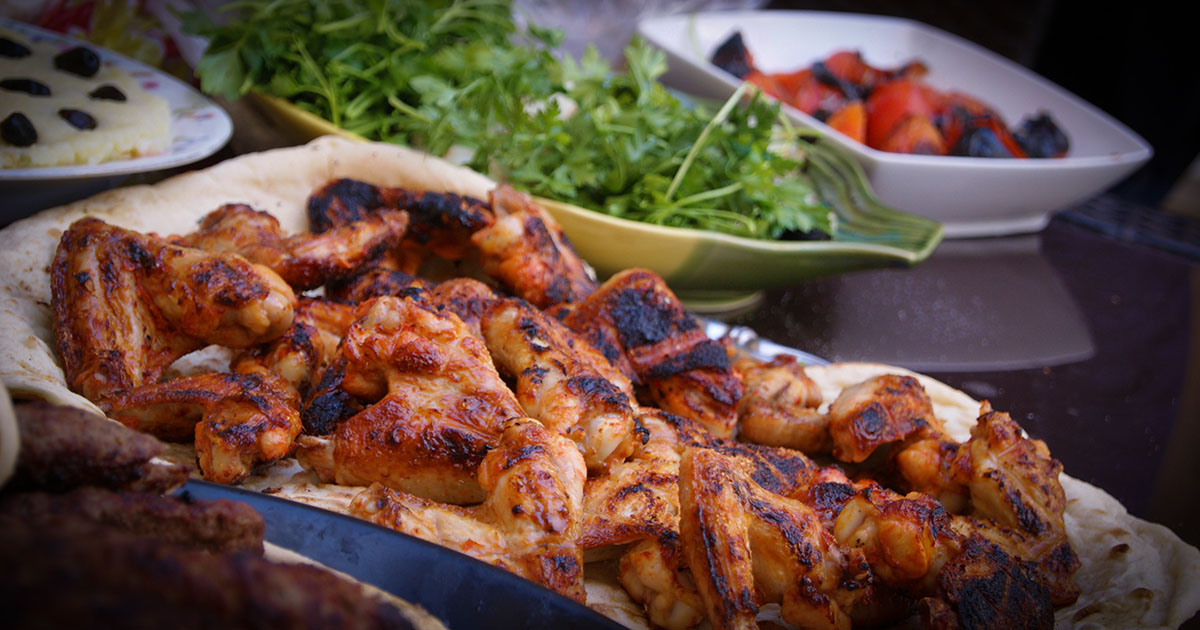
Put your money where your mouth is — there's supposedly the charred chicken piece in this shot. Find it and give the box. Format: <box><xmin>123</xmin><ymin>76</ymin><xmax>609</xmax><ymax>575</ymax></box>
<box><xmin>827</xmin><ymin>374</ymin><xmax>942</xmax><ymax>463</ymax></box>
<box><xmin>580</xmin><ymin>409</ymin><xmax>682</xmax><ymax>550</ymax></box>
<box><xmin>678</xmin><ymin>446</ymin><xmax>871</xmax><ymax>630</ymax></box>
<box><xmin>52</xmin><ymin>217</ymin><xmax>295</xmax><ymax>402</ymax></box>
<box><xmin>380</xmin><ymin>186</ymin><xmax>496</xmax><ymax>261</ymax></box>
<box><xmin>307</xmin><ymin>178</ymin><xmax>494</xmax><ymax>273</ymax></box>
<box><xmin>296</xmin><ymin>296</ymin><xmax>524</xmax><ymax>504</ymax></box>
<box><xmin>349</xmin><ymin>418</ymin><xmax>587</xmax><ymax>602</ymax></box>
<box><xmin>919</xmin><ymin>537</ymin><xmax>1055</xmax><ymax>630</ymax></box>
<box><xmin>306</xmin><ymin>177</ymin><xmax>391</xmax><ymax>232</ymax></box>
<box><xmin>618</xmin><ymin>535</ymin><xmax>707</xmax><ymax>630</ymax></box>
<box><xmin>558</xmin><ymin>268</ymin><xmax>743</xmax><ymax>438</ymax></box>
<box><xmin>325</xmin><ymin>268</ymin><xmax>432</xmax><ymax>305</ymax></box>
<box><xmin>481</xmin><ymin>297</ymin><xmax>639</xmax><ymax>472</ymax></box>
<box><xmin>832</xmin><ymin>480</ymin><xmax>962</xmax><ymax>595</ymax></box>
<box><xmin>232</xmin><ymin>297</ymin><xmax>356</xmax><ymax>400</ymax></box>
<box><xmin>427</xmin><ymin>277</ymin><xmax>500</xmax><ymax>340</ymax></box>
<box><xmin>172</xmin><ymin>203</ymin><xmax>410</xmax><ymax>291</ymax></box>
<box><xmin>470</xmin><ymin>184</ymin><xmax>597</xmax><ymax>308</ymax></box>
<box><xmin>958</xmin><ymin>404</ymin><xmax>1079</xmax><ymax>605</ymax></box>
<box><xmin>734</xmin><ymin>354</ymin><xmax>830</xmax><ymax>454</ymax></box>
<box><xmin>100</xmin><ymin>372</ymin><xmax>301</xmax><ymax>484</ymax></box>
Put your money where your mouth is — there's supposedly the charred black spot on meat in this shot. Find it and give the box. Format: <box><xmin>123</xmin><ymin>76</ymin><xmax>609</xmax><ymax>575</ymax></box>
<box><xmin>522</xmin><ymin>365</ymin><xmax>549</xmax><ymax>386</ymax></box>
<box><xmin>565</xmin><ymin>376</ymin><xmax>625</xmax><ymax>406</ymax></box>
<box><xmin>609</xmin><ymin>287</ymin><xmax>698</xmax><ymax>349</ymax></box>
<box><xmin>306</xmin><ymin>178</ymin><xmax>383</xmax><ymax>232</ymax></box>
<box><xmin>934</xmin><ymin>538</ymin><xmax>1054</xmax><ymax>630</ymax></box>
<box><xmin>301</xmin><ymin>364</ymin><xmax>361</xmax><ymax>435</ymax></box>
<box><xmin>389</xmin><ymin>189</ymin><xmax>492</xmax><ymax>245</ymax></box>
<box><xmin>854</xmin><ymin>403</ymin><xmax>887</xmax><ymax>440</ymax></box>
<box><xmin>645</xmin><ymin>339</ymin><xmax>730</xmax><ymax>379</ymax></box>
<box><xmin>504</xmin><ymin>444</ymin><xmax>547</xmax><ymax>471</ymax></box>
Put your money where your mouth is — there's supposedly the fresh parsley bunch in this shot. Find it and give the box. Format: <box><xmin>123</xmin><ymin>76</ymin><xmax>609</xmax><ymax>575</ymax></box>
<box><xmin>185</xmin><ymin>0</ymin><xmax>833</xmax><ymax>239</ymax></box>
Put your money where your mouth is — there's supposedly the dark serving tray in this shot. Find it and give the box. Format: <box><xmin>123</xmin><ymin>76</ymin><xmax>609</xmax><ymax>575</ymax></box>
<box><xmin>178</xmin><ymin>480</ymin><xmax>627</xmax><ymax>630</ymax></box>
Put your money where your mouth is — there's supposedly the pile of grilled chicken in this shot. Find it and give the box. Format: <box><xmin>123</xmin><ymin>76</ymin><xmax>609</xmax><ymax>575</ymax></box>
<box><xmin>50</xmin><ymin>179</ymin><xmax>1079</xmax><ymax>630</ymax></box>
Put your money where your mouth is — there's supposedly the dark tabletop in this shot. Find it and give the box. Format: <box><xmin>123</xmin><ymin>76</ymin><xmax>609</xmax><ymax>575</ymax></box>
<box><xmin>729</xmin><ymin>204</ymin><xmax>1200</xmax><ymax>552</ymax></box>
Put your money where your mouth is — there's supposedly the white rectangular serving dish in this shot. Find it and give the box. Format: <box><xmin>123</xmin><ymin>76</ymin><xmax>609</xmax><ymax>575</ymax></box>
<box><xmin>637</xmin><ymin>11</ymin><xmax>1153</xmax><ymax>238</ymax></box>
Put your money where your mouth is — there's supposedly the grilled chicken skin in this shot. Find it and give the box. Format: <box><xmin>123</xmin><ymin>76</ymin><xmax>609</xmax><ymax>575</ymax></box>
<box><xmin>100</xmin><ymin>372</ymin><xmax>300</xmax><ymax>484</ymax></box>
<box><xmin>349</xmin><ymin>418</ymin><xmax>587</xmax><ymax>601</ymax></box>
<box><xmin>307</xmin><ymin>178</ymin><xmax>494</xmax><ymax>274</ymax></box>
<box><xmin>471</xmin><ymin>185</ymin><xmax>597</xmax><ymax>309</ymax></box>
<box><xmin>558</xmin><ymin>268</ymin><xmax>743</xmax><ymax>438</ymax></box>
<box><xmin>679</xmin><ymin>446</ymin><xmax>871</xmax><ymax>630</ymax></box>
<box><xmin>232</xmin><ymin>297</ymin><xmax>356</xmax><ymax>400</ymax></box>
<box><xmin>52</xmin><ymin>217</ymin><xmax>295</xmax><ymax>403</ymax></box>
<box><xmin>734</xmin><ymin>354</ymin><xmax>830</xmax><ymax>453</ymax></box>
<box><xmin>481</xmin><ymin>297</ymin><xmax>640</xmax><ymax>472</ymax></box>
<box><xmin>171</xmin><ymin>203</ymin><xmax>409</xmax><ymax>291</ymax></box>
<box><xmin>296</xmin><ymin>296</ymin><xmax>524</xmax><ymax>504</ymax></box>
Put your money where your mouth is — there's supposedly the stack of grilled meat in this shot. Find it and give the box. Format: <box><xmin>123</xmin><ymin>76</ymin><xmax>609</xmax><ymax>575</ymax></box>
<box><xmin>45</xmin><ymin>179</ymin><xmax>1079</xmax><ymax>630</ymax></box>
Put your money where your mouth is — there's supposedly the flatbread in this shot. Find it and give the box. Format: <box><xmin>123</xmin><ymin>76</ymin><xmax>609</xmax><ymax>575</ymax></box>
<box><xmin>0</xmin><ymin>136</ymin><xmax>1196</xmax><ymax>629</ymax></box>
<box><xmin>0</xmin><ymin>381</ymin><xmax>18</xmax><ymax>488</ymax></box>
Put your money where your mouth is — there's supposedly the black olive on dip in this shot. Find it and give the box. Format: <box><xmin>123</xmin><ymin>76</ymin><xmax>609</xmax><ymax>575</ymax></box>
<box><xmin>54</xmin><ymin>46</ymin><xmax>101</xmax><ymax>78</ymax></box>
<box><xmin>59</xmin><ymin>109</ymin><xmax>98</xmax><ymax>130</ymax></box>
<box><xmin>0</xmin><ymin>37</ymin><xmax>31</xmax><ymax>58</ymax></box>
<box><xmin>1</xmin><ymin>113</ymin><xmax>37</xmax><ymax>147</ymax></box>
<box><xmin>88</xmin><ymin>84</ymin><xmax>127</xmax><ymax>101</ymax></box>
<box><xmin>0</xmin><ymin>78</ymin><xmax>52</xmax><ymax>96</ymax></box>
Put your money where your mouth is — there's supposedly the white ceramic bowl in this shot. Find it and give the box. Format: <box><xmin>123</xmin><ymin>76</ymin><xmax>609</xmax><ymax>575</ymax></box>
<box><xmin>637</xmin><ymin>10</ymin><xmax>1153</xmax><ymax>238</ymax></box>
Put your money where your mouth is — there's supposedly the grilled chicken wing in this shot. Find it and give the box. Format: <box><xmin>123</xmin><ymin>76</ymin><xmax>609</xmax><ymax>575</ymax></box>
<box><xmin>957</xmin><ymin>404</ymin><xmax>1079</xmax><ymax>605</ymax></box>
<box><xmin>100</xmin><ymin>372</ymin><xmax>300</xmax><ymax>484</ymax></box>
<box><xmin>232</xmin><ymin>297</ymin><xmax>355</xmax><ymax>400</ymax></box>
<box><xmin>349</xmin><ymin>418</ymin><xmax>587</xmax><ymax>601</ymax></box>
<box><xmin>832</xmin><ymin>481</ymin><xmax>962</xmax><ymax>595</ymax></box>
<box><xmin>679</xmin><ymin>446</ymin><xmax>870</xmax><ymax>630</ymax></box>
<box><xmin>171</xmin><ymin>203</ymin><xmax>409</xmax><ymax>291</ymax></box>
<box><xmin>580</xmin><ymin>409</ymin><xmax>682</xmax><ymax>550</ymax></box>
<box><xmin>827</xmin><ymin>374</ymin><xmax>942</xmax><ymax>463</ymax></box>
<box><xmin>428</xmin><ymin>277</ymin><xmax>500</xmax><ymax>340</ymax></box>
<box><xmin>52</xmin><ymin>217</ymin><xmax>295</xmax><ymax>402</ymax></box>
<box><xmin>382</xmin><ymin>186</ymin><xmax>496</xmax><ymax>262</ymax></box>
<box><xmin>919</xmin><ymin>536</ymin><xmax>1055</xmax><ymax>630</ymax></box>
<box><xmin>482</xmin><ymin>297</ymin><xmax>640</xmax><ymax>472</ymax></box>
<box><xmin>295</xmin><ymin>296</ymin><xmax>524</xmax><ymax>504</ymax></box>
<box><xmin>470</xmin><ymin>185</ymin><xmax>597</xmax><ymax>308</ymax></box>
<box><xmin>324</xmin><ymin>267</ymin><xmax>432</xmax><ymax>305</ymax></box>
<box><xmin>307</xmin><ymin>178</ymin><xmax>494</xmax><ymax>274</ymax></box>
<box><xmin>558</xmin><ymin>269</ymin><xmax>743</xmax><ymax>438</ymax></box>
<box><xmin>734</xmin><ymin>355</ymin><xmax>830</xmax><ymax>454</ymax></box>
<box><xmin>618</xmin><ymin>536</ymin><xmax>707</xmax><ymax>630</ymax></box>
